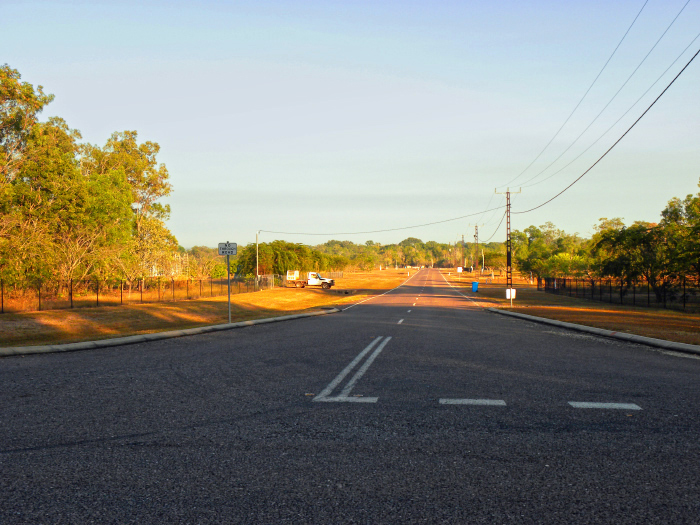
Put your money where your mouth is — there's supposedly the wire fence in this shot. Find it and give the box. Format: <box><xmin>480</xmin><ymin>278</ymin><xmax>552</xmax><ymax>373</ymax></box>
<box><xmin>0</xmin><ymin>271</ymin><xmax>345</xmax><ymax>314</ymax></box>
<box><xmin>538</xmin><ymin>276</ymin><xmax>700</xmax><ymax>312</ymax></box>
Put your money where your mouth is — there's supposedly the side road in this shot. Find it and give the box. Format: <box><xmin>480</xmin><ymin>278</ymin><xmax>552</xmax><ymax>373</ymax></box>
<box><xmin>489</xmin><ymin>308</ymin><xmax>700</xmax><ymax>356</ymax></box>
<box><xmin>0</xmin><ymin>309</ymin><xmax>339</xmax><ymax>357</ymax></box>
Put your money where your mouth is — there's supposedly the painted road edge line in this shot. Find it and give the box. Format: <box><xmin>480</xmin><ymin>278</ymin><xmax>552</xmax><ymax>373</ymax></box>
<box><xmin>487</xmin><ymin>308</ymin><xmax>700</xmax><ymax>356</ymax></box>
<box><xmin>0</xmin><ymin>308</ymin><xmax>341</xmax><ymax>358</ymax></box>
<box><xmin>440</xmin><ymin>399</ymin><xmax>507</xmax><ymax>406</ymax></box>
<box><xmin>569</xmin><ymin>402</ymin><xmax>642</xmax><ymax>410</ymax></box>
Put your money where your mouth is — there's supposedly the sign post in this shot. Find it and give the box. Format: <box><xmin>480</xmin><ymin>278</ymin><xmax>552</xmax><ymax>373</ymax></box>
<box><xmin>218</xmin><ymin>242</ymin><xmax>237</xmax><ymax>323</ymax></box>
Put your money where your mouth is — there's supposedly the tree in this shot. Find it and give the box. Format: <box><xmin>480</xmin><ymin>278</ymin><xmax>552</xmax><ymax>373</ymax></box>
<box><xmin>82</xmin><ymin>130</ymin><xmax>176</xmax><ymax>277</ymax></box>
<box><xmin>660</xmin><ymin>182</ymin><xmax>700</xmax><ymax>281</ymax></box>
<box><xmin>1</xmin><ymin>64</ymin><xmax>54</xmax><ymax>182</ymax></box>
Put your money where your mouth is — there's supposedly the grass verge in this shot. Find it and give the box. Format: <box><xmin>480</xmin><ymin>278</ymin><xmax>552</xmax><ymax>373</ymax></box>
<box><xmin>442</xmin><ymin>270</ymin><xmax>700</xmax><ymax>346</ymax></box>
<box><xmin>0</xmin><ymin>269</ymin><xmax>410</xmax><ymax>347</ymax></box>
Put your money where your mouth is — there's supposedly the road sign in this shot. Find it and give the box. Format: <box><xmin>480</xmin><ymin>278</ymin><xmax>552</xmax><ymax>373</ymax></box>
<box><xmin>218</xmin><ymin>242</ymin><xmax>237</xmax><ymax>256</ymax></box>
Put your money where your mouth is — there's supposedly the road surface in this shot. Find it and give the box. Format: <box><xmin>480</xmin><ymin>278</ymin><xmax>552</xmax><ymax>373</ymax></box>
<box><xmin>2</xmin><ymin>269</ymin><xmax>699</xmax><ymax>523</ymax></box>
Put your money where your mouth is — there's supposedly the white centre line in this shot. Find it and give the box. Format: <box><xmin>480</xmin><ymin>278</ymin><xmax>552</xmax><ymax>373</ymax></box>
<box><xmin>440</xmin><ymin>399</ymin><xmax>507</xmax><ymax>406</ymax></box>
<box><xmin>407</xmin><ymin>310</ymin><xmax>411</xmax><ymax>313</ymax></box>
<box><xmin>569</xmin><ymin>402</ymin><xmax>642</xmax><ymax>410</ymax></box>
<box><xmin>397</xmin><ymin>319</ymin><xmax>404</xmax><ymax>324</ymax></box>
<box><xmin>412</xmin><ymin>303</ymin><xmax>416</xmax><ymax>306</ymax></box>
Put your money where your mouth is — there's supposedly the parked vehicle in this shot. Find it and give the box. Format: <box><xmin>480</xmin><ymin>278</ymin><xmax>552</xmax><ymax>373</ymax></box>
<box><xmin>286</xmin><ymin>271</ymin><xmax>335</xmax><ymax>289</ymax></box>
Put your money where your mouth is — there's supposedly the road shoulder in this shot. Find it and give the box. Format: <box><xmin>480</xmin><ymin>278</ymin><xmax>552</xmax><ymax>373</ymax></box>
<box><xmin>488</xmin><ymin>308</ymin><xmax>700</xmax><ymax>356</ymax></box>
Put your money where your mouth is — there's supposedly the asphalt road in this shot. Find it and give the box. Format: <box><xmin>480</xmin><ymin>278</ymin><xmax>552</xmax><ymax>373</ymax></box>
<box><xmin>2</xmin><ymin>268</ymin><xmax>699</xmax><ymax>523</ymax></box>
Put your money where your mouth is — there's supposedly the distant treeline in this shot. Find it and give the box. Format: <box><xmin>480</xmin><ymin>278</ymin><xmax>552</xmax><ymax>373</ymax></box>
<box><xmin>234</xmin><ymin>237</ymin><xmax>506</xmax><ymax>276</ymax></box>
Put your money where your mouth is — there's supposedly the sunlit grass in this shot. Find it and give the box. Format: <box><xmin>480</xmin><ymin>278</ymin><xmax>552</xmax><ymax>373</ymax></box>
<box><xmin>0</xmin><ymin>269</ymin><xmax>409</xmax><ymax>347</ymax></box>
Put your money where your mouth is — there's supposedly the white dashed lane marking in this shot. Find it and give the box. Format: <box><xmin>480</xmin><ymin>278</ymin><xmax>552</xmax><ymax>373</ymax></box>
<box><xmin>397</xmin><ymin>319</ymin><xmax>404</xmax><ymax>324</ymax></box>
<box><xmin>569</xmin><ymin>402</ymin><xmax>642</xmax><ymax>410</ymax></box>
<box><xmin>440</xmin><ymin>399</ymin><xmax>507</xmax><ymax>406</ymax></box>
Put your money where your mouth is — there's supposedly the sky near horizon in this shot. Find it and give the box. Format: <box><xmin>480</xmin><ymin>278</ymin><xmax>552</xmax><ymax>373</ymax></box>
<box><xmin>3</xmin><ymin>0</ymin><xmax>699</xmax><ymax>247</ymax></box>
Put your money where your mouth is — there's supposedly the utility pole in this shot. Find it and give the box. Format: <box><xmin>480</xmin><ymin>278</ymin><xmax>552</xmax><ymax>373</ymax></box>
<box><xmin>470</xmin><ymin>224</ymin><xmax>483</xmax><ymax>273</ymax></box>
<box><xmin>256</xmin><ymin>230</ymin><xmax>260</xmax><ymax>289</ymax></box>
<box><xmin>461</xmin><ymin>234</ymin><xmax>465</xmax><ymax>267</ymax></box>
<box><xmin>474</xmin><ymin>225</ymin><xmax>479</xmax><ymax>273</ymax></box>
<box><xmin>495</xmin><ymin>187</ymin><xmax>521</xmax><ymax>304</ymax></box>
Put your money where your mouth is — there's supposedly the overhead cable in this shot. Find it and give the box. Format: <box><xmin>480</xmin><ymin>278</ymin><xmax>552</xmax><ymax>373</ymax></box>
<box><xmin>513</xmin><ymin>46</ymin><xmax>700</xmax><ymax>215</ymax></box>
<box><xmin>518</xmin><ymin>0</ymin><xmax>692</xmax><ymax>188</ymax></box>
<box><xmin>501</xmin><ymin>0</ymin><xmax>649</xmax><ymax>188</ymax></box>
<box><xmin>260</xmin><ymin>205</ymin><xmax>507</xmax><ymax>236</ymax></box>
<box><xmin>523</xmin><ymin>30</ymin><xmax>700</xmax><ymax>189</ymax></box>
<box><xmin>483</xmin><ymin>210</ymin><xmax>507</xmax><ymax>242</ymax></box>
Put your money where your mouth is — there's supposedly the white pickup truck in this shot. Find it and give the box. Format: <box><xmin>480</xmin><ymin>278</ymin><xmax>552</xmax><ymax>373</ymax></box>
<box><xmin>286</xmin><ymin>270</ymin><xmax>335</xmax><ymax>289</ymax></box>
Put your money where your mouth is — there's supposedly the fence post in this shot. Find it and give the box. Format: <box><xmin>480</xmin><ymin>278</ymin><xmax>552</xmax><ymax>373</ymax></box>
<box><xmin>647</xmin><ymin>280</ymin><xmax>650</xmax><ymax>306</ymax></box>
<box><xmin>38</xmin><ymin>280</ymin><xmax>41</xmax><ymax>311</ymax></box>
<box><xmin>210</xmin><ymin>277</ymin><xmax>212</xmax><ymax>297</ymax></box>
<box><xmin>120</xmin><ymin>280</ymin><xmax>123</xmax><ymax>305</ymax></box>
<box><xmin>683</xmin><ymin>276</ymin><xmax>686</xmax><ymax>310</ymax></box>
<box><xmin>620</xmin><ymin>280</ymin><xmax>623</xmax><ymax>305</ymax></box>
<box><xmin>663</xmin><ymin>280</ymin><xmax>667</xmax><ymax>308</ymax></box>
<box><xmin>1</xmin><ymin>279</ymin><xmax>3</xmax><ymax>314</ymax></box>
<box><xmin>633</xmin><ymin>279</ymin><xmax>635</xmax><ymax>306</ymax></box>
<box><xmin>199</xmin><ymin>279</ymin><xmax>202</xmax><ymax>297</ymax></box>
<box><xmin>172</xmin><ymin>278</ymin><xmax>175</xmax><ymax>301</ymax></box>
<box><xmin>186</xmin><ymin>279</ymin><xmax>189</xmax><ymax>299</ymax></box>
<box><xmin>70</xmin><ymin>279</ymin><xmax>73</xmax><ymax>308</ymax></box>
<box><xmin>140</xmin><ymin>279</ymin><xmax>143</xmax><ymax>303</ymax></box>
<box><xmin>96</xmin><ymin>279</ymin><xmax>99</xmax><ymax>307</ymax></box>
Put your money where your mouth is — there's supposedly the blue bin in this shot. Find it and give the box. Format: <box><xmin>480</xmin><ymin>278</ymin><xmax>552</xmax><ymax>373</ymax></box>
<box><xmin>472</xmin><ymin>281</ymin><xmax>478</xmax><ymax>292</ymax></box>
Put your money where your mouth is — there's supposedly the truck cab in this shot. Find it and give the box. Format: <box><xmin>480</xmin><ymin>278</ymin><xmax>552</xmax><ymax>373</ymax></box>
<box><xmin>286</xmin><ymin>270</ymin><xmax>335</xmax><ymax>289</ymax></box>
<box><xmin>307</xmin><ymin>272</ymin><xmax>334</xmax><ymax>289</ymax></box>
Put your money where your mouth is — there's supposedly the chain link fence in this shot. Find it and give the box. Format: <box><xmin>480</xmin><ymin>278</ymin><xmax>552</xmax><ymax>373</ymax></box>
<box><xmin>538</xmin><ymin>276</ymin><xmax>700</xmax><ymax>312</ymax></box>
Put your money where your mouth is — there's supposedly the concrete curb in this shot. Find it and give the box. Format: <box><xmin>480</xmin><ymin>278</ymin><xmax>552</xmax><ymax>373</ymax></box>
<box><xmin>0</xmin><ymin>308</ymin><xmax>341</xmax><ymax>358</ymax></box>
<box><xmin>487</xmin><ymin>308</ymin><xmax>700</xmax><ymax>356</ymax></box>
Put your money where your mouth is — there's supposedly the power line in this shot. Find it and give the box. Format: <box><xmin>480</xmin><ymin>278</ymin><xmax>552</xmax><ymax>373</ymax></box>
<box><xmin>523</xmin><ymin>30</ymin><xmax>700</xmax><ymax>189</ymax></box>
<box><xmin>502</xmin><ymin>0</ymin><xmax>649</xmax><ymax>188</ymax></box>
<box><xmin>483</xmin><ymin>210</ymin><xmax>507</xmax><ymax>242</ymax></box>
<box><xmin>518</xmin><ymin>0</ymin><xmax>692</xmax><ymax>188</ymax></box>
<box><xmin>513</xmin><ymin>46</ymin><xmax>700</xmax><ymax>215</ymax></box>
<box><xmin>260</xmin><ymin>205</ymin><xmax>507</xmax><ymax>236</ymax></box>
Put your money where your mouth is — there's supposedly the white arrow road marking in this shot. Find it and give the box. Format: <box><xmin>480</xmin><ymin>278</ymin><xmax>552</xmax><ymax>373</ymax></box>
<box><xmin>314</xmin><ymin>337</ymin><xmax>392</xmax><ymax>403</ymax></box>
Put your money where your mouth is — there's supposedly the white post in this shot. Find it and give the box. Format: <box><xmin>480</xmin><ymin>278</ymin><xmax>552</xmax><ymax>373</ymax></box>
<box><xmin>256</xmin><ymin>231</ymin><xmax>259</xmax><ymax>289</ymax></box>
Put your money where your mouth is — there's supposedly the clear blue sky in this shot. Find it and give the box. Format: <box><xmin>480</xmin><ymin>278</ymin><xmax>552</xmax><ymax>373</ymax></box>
<box><xmin>3</xmin><ymin>0</ymin><xmax>699</xmax><ymax>247</ymax></box>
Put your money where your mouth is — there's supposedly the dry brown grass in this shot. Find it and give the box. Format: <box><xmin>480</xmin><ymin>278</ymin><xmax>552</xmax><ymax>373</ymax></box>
<box><xmin>0</xmin><ymin>269</ymin><xmax>409</xmax><ymax>347</ymax></box>
<box><xmin>441</xmin><ymin>270</ymin><xmax>700</xmax><ymax>345</ymax></box>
